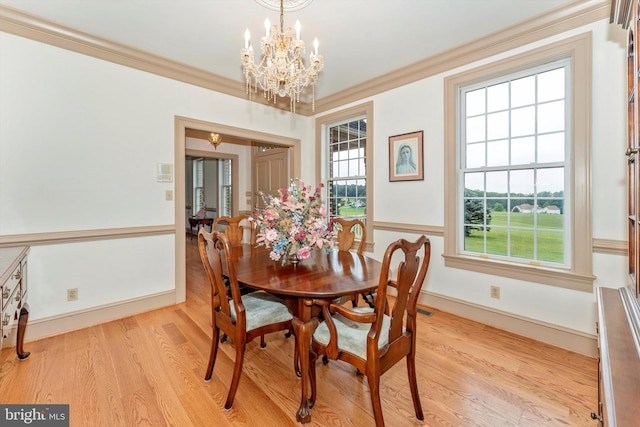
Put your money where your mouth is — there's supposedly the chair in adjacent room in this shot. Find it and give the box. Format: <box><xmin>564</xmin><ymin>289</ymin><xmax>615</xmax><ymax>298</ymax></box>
<box><xmin>309</xmin><ymin>235</ymin><xmax>431</xmax><ymax>427</ymax></box>
<box><xmin>197</xmin><ymin>228</ymin><xmax>293</xmax><ymax>409</ymax></box>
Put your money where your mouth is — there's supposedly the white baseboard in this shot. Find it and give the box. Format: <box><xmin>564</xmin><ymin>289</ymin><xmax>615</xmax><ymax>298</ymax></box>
<box><xmin>420</xmin><ymin>291</ymin><xmax>598</xmax><ymax>357</ymax></box>
<box><xmin>2</xmin><ymin>290</ymin><xmax>177</xmax><ymax>348</ymax></box>
<box><xmin>3</xmin><ymin>288</ymin><xmax>597</xmax><ymax>358</ymax></box>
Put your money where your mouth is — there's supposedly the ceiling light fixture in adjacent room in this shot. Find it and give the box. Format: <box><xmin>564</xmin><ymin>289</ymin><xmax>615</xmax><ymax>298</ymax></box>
<box><xmin>208</xmin><ymin>132</ymin><xmax>222</xmax><ymax>149</ymax></box>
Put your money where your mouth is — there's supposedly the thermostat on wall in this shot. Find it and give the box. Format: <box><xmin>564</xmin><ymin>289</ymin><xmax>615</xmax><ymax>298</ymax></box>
<box><xmin>157</xmin><ymin>163</ymin><xmax>173</xmax><ymax>182</ymax></box>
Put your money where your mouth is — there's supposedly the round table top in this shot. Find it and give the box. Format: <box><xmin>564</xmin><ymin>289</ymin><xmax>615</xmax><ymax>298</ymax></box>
<box><xmin>229</xmin><ymin>245</ymin><xmax>382</xmax><ymax>298</ymax></box>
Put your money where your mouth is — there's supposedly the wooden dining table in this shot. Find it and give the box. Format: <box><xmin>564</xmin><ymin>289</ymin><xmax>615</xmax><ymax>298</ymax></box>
<box><xmin>227</xmin><ymin>244</ymin><xmax>383</xmax><ymax>423</ymax></box>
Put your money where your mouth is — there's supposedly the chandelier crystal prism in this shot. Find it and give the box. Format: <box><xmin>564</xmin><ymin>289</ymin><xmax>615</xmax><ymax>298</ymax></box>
<box><xmin>241</xmin><ymin>0</ymin><xmax>324</xmax><ymax>112</ymax></box>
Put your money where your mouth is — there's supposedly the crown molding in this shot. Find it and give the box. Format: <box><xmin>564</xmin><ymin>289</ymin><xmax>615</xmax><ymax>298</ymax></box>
<box><xmin>0</xmin><ymin>4</ymin><xmax>313</xmax><ymax>115</ymax></box>
<box><xmin>0</xmin><ymin>2</ymin><xmax>609</xmax><ymax>117</ymax></box>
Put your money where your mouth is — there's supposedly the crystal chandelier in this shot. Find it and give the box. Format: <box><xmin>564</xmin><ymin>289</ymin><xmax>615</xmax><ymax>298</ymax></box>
<box><xmin>241</xmin><ymin>0</ymin><xmax>324</xmax><ymax>112</ymax></box>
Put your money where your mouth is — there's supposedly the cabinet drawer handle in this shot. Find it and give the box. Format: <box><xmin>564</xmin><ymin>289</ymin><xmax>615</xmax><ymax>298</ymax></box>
<box><xmin>2</xmin><ymin>288</ymin><xmax>9</xmax><ymax>299</ymax></box>
<box><xmin>2</xmin><ymin>313</ymin><xmax>10</xmax><ymax>326</ymax></box>
<box><xmin>14</xmin><ymin>292</ymin><xmax>21</xmax><ymax>302</ymax></box>
<box><xmin>12</xmin><ymin>271</ymin><xmax>21</xmax><ymax>280</ymax></box>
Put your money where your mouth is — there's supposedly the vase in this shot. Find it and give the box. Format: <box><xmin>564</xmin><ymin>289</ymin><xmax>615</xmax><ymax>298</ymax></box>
<box><xmin>285</xmin><ymin>252</ymin><xmax>299</xmax><ymax>265</ymax></box>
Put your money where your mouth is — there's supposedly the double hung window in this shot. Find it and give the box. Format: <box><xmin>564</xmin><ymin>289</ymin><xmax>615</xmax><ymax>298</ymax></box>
<box><xmin>444</xmin><ymin>34</ymin><xmax>593</xmax><ymax>290</ymax></box>
<box><xmin>460</xmin><ymin>60</ymin><xmax>569</xmax><ymax>267</ymax></box>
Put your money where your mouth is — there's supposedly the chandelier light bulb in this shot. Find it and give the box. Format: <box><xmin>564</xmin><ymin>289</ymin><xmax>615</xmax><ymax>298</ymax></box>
<box><xmin>244</xmin><ymin>29</ymin><xmax>251</xmax><ymax>49</ymax></box>
<box><xmin>295</xmin><ymin>20</ymin><xmax>301</xmax><ymax>40</ymax></box>
<box><xmin>313</xmin><ymin>38</ymin><xmax>318</xmax><ymax>55</ymax></box>
<box><xmin>264</xmin><ymin>18</ymin><xmax>271</xmax><ymax>36</ymax></box>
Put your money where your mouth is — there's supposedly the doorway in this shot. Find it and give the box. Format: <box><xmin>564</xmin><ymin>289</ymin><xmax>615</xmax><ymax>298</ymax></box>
<box><xmin>174</xmin><ymin>116</ymin><xmax>303</xmax><ymax>303</ymax></box>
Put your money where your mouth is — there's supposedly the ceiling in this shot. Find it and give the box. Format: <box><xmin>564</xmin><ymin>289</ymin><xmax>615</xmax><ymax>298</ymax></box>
<box><xmin>0</xmin><ymin>0</ymin><xmax>583</xmax><ymax>102</ymax></box>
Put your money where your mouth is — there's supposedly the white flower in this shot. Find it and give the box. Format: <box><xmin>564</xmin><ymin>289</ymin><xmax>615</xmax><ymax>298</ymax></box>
<box><xmin>265</xmin><ymin>228</ymin><xmax>279</xmax><ymax>242</ymax></box>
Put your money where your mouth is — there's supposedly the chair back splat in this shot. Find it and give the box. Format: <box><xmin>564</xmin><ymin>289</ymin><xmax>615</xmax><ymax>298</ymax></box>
<box><xmin>333</xmin><ymin>217</ymin><xmax>366</xmax><ymax>255</ymax></box>
<box><xmin>310</xmin><ymin>235</ymin><xmax>431</xmax><ymax>427</ymax></box>
<box><xmin>212</xmin><ymin>215</ymin><xmax>256</xmax><ymax>247</ymax></box>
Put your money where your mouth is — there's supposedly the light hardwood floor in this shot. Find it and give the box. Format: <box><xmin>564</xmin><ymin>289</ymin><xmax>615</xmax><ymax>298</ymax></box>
<box><xmin>0</xmin><ymin>238</ymin><xmax>598</xmax><ymax>426</ymax></box>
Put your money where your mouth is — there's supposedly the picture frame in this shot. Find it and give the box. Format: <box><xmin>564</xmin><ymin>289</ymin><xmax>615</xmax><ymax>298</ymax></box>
<box><xmin>389</xmin><ymin>130</ymin><xmax>424</xmax><ymax>181</ymax></box>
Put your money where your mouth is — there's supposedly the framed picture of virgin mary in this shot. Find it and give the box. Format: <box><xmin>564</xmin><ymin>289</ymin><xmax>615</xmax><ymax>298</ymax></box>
<box><xmin>389</xmin><ymin>131</ymin><xmax>423</xmax><ymax>182</ymax></box>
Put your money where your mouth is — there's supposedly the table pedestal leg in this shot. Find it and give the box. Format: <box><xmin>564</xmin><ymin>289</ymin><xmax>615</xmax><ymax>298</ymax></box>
<box><xmin>292</xmin><ymin>316</ymin><xmax>318</xmax><ymax>423</ymax></box>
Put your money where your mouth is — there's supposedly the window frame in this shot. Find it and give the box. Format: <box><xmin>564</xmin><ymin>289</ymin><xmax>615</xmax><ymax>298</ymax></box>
<box><xmin>458</xmin><ymin>58</ymin><xmax>571</xmax><ymax>268</ymax></box>
<box><xmin>443</xmin><ymin>33</ymin><xmax>594</xmax><ymax>292</ymax></box>
<box><xmin>316</xmin><ymin>101</ymin><xmax>374</xmax><ymax>251</ymax></box>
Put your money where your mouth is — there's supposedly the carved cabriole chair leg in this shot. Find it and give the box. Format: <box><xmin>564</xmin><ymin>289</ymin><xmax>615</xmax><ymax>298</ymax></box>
<box><xmin>224</xmin><ymin>339</ymin><xmax>247</xmax><ymax>409</ymax></box>
<box><xmin>407</xmin><ymin>350</ymin><xmax>424</xmax><ymax>420</ymax></box>
<box><xmin>205</xmin><ymin>326</ymin><xmax>220</xmax><ymax>381</ymax></box>
<box><xmin>367</xmin><ymin>373</ymin><xmax>385</xmax><ymax>427</ymax></box>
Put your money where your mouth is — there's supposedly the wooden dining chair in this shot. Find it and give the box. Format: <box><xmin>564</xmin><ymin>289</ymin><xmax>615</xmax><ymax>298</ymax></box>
<box><xmin>309</xmin><ymin>235</ymin><xmax>431</xmax><ymax>427</ymax></box>
<box><xmin>212</xmin><ymin>214</ymin><xmax>256</xmax><ymax>247</ymax></box>
<box><xmin>197</xmin><ymin>228</ymin><xmax>294</xmax><ymax>409</ymax></box>
<box><xmin>334</xmin><ymin>217</ymin><xmax>366</xmax><ymax>254</ymax></box>
<box><xmin>333</xmin><ymin>218</ymin><xmax>377</xmax><ymax>308</ymax></box>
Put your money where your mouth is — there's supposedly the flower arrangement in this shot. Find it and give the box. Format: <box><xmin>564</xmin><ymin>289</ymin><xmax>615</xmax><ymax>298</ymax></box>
<box><xmin>251</xmin><ymin>179</ymin><xmax>335</xmax><ymax>263</ymax></box>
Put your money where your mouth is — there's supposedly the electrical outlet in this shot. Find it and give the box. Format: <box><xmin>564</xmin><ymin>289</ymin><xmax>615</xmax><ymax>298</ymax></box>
<box><xmin>490</xmin><ymin>285</ymin><xmax>500</xmax><ymax>299</ymax></box>
<box><xmin>165</xmin><ymin>190</ymin><xmax>173</xmax><ymax>201</ymax></box>
<box><xmin>67</xmin><ymin>288</ymin><xmax>78</xmax><ymax>301</ymax></box>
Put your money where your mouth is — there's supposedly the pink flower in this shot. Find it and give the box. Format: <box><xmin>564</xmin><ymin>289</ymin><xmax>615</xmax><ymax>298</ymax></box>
<box><xmin>296</xmin><ymin>246</ymin><xmax>311</xmax><ymax>259</ymax></box>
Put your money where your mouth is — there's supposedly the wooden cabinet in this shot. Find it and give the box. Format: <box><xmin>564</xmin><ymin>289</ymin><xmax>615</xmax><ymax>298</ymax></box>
<box><xmin>601</xmin><ymin>2</ymin><xmax>640</xmax><ymax>425</ymax></box>
<box><xmin>595</xmin><ymin>287</ymin><xmax>640</xmax><ymax>426</ymax></box>
<box><xmin>0</xmin><ymin>246</ymin><xmax>30</xmax><ymax>359</ymax></box>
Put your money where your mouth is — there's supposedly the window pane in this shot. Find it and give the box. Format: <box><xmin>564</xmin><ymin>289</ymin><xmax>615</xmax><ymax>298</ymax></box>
<box><xmin>466</xmin><ymin>116</ymin><xmax>486</xmax><ymax>143</ymax></box>
<box><xmin>486</xmin><ymin>228</ymin><xmax>508</xmax><ymax>256</ymax></box>
<box><xmin>538</xmin><ymin>133</ymin><xmax>565</xmax><ymax>163</ymax></box>
<box><xmin>466</xmin><ymin>88</ymin><xmax>486</xmax><ymax>116</ymax></box>
<box><xmin>538</xmin><ymin>100</ymin><xmax>565</xmax><ymax>133</ymax></box>
<box><xmin>487</xmin><ymin>111</ymin><xmax>509</xmax><ymax>140</ymax></box>
<box><xmin>538</xmin><ymin>68</ymin><xmax>564</xmax><ymax>103</ymax></box>
<box><xmin>464</xmin><ymin>172</ymin><xmax>484</xmax><ymax>192</ymax></box>
<box><xmin>511</xmin><ymin>75</ymin><xmax>535</xmax><ymax>107</ymax></box>
<box><xmin>466</xmin><ymin>142</ymin><xmax>485</xmax><ymax>168</ymax></box>
<box><xmin>487</xmin><ymin>139</ymin><xmax>509</xmax><ymax>167</ymax></box>
<box><xmin>510</xmin><ymin>229</ymin><xmax>534</xmax><ymax>259</ymax></box>
<box><xmin>511</xmin><ymin>106</ymin><xmax>535</xmax><ymax>137</ymax></box>
<box><xmin>510</xmin><ymin>169</ymin><xmax>534</xmax><ymax>195</ymax></box>
<box><xmin>464</xmin><ymin>227</ymin><xmax>487</xmax><ymax>252</ymax></box>
<box><xmin>537</xmin><ymin>231</ymin><xmax>564</xmax><ymax>263</ymax></box>
<box><xmin>511</xmin><ymin>136</ymin><xmax>535</xmax><ymax>165</ymax></box>
<box><xmin>487</xmin><ymin>82</ymin><xmax>509</xmax><ymax>112</ymax></box>
<box><xmin>537</xmin><ymin>167</ymin><xmax>564</xmax><ymax>195</ymax></box>
<box><xmin>486</xmin><ymin>171</ymin><xmax>508</xmax><ymax>193</ymax></box>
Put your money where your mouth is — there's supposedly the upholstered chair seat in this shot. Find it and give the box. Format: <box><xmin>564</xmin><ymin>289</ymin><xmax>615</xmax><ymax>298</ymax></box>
<box><xmin>229</xmin><ymin>291</ymin><xmax>293</xmax><ymax>331</ymax></box>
